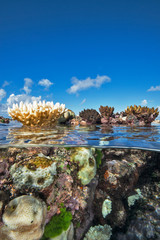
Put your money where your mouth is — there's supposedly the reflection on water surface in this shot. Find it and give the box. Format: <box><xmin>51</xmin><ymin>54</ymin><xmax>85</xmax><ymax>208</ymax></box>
<box><xmin>0</xmin><ymin>121</ymin><xmax>160</xmax><ymax>151</ymax></box>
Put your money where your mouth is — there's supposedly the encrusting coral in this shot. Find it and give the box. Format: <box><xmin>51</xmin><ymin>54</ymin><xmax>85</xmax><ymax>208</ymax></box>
<box><xmin>8</xmin><ymin>100</ymin><xmax>66</xmax><ymax>127</ymax></box>
<box><xmin>10</xmin><ymin>153</ymin><xmax>57</xmax><ymax>190</ymax></box>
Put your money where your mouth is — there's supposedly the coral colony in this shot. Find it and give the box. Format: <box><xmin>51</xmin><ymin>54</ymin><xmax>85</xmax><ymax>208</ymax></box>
<box><xmin>7</xmin><ymin>101</ymin><xmax>159</xmax><ymax>127</ymax></box>
<box><xmin>8</xmin><ymin>100</ymin><xmax>66</xmax><ymax>127</ymax></box>
<box><xmin>0</xmin><ymin>101</ymin><xmax>158</xmax><ymax>240</ymax></box>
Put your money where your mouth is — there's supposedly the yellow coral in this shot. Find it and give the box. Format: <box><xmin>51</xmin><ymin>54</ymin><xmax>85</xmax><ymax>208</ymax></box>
<box><xmin>26</xmin><ymin>156</ymin><xmax>53</xmax><ymax>170</ymax></box>
<box><xmin>125</xmin><ymin>105</ymin><xmax>159</xmax><ymax>116</ymax></box>
<box><xmin>8</xmin><ymin>100</ymin><xmax>66</xmax><ymax>127</ymax></box>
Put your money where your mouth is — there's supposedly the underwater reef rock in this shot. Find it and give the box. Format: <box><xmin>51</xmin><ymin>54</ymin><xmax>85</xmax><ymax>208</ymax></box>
<box><xmin>8</xmin><ymin>100</ymin><xmax>66</xmax><ymax>127</ymax></box>
<box><xmin>0</xmin><ymin>195</ymin><xmax>46</xmax><ymax>240</ymax></box>
<box><xmin>58</xmin><ymin>109</ymin><xmax>75</xmax><ymax>124</ymax></box>
<box><xmin>0</xmin><ymin>116</ymin><xmax>10</xmax><ymax>123</ymax></box>
<box><xmin>79</xmin><ymin>109</ymin><xmax>101</xmax><ymax>125</ymax></box>
<box><xmin>0</xmin><ymin>147</ymin><xmax>159</xmax><ymax>240</ymax></box>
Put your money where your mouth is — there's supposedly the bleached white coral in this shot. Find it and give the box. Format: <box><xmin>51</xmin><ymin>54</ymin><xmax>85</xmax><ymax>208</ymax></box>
<box><xmin>8</xmin><ymin>100</ymin><xmax>66</xmax><ymax>127</ymax></box>
<box><xmin>83</xmin><ymin>224</ymin><xmax>112</xmax><ymax>240</ymax></box>
<box><xmin>128</xmin><ymin>188</ymin><xmax>143</xmax><ymax>207</ymax></box>
<box><xmin>102</xmin><ymin>198</ymin><xmax>112</xmax><ymax>218</ymax></box>
<box><xmin>1</xmin><ymin>195</ymin><xmax>46</xmax><ymax>240</ymax></box>
<box><xmin>10</xmin><ymin>157</ymin><xmax>57</xmax><ymax>190</ymax></box>
<box><xmin>72</xmin><ymin>148</ymin><xmax>96</xmax><ymax>185</ymax></box>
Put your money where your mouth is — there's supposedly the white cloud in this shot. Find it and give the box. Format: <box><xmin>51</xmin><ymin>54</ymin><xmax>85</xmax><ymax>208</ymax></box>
<box><xmin>141</xmin><ymin>99</ymin><xmax>147</xmax><ymax>106</ymax></box>
<box><xmin>2</xmin><ymin>81</ymin><xmax>10</xmax><ymax>87</ymax></box>
<box><xmin>23</xmin><ymin>78</ymin><xmax>33</xmax><ymax>94</ymax></box>
<box><xmin>7</xmin><ymin>94</ymin><xmax>41</xmax><ymax>107</ymax></box>
<box><xmin>147</xmin><ymin>85</ymin><xmax>160</xmax><ymax>92</ymax></box>
<box><xmin>38</xmin><ymin>79</ymin><xmax>53</xmax><ymax>89</ymax></box>
<box><xmin>0</xmin><ymin>89</ymin><xmax>6</xmax><ymax>101</ymax></box>
<box><xmin>80</xmin><ymin>98</ymin><xmax>86</xmax><ymax>105</ymax></box>
<box><xmin>67</xmin><ymin>75</ymin><xmax>111</xmax><ymax>94</ymax></box>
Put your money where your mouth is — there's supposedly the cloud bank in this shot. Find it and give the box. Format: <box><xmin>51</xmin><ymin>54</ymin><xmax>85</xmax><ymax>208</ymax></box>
<box><xmin>2</xmin><ymin>81</ymin><xmax>10</xmax><ymax>88</ymax></box>
<box><xmin>23</xmin><ymin>78</ymin><xmax>33</xmax><ymax>94</ymax></box>
<box><xmin>0</xmin><ymin>89</ymin><xmax>6</xmax><ymax>101</ymax></box>
<box><xmin>141</xmin><ymin>99</ymin><xmax>147</xmax><ymax>106</ymax></box>
<box><xmin>147</xmin><ymin>85</ymin><xmax>160</xmax><ymax>92</ymax></box>
<box><xmin>67</xmin><ymin>75</ymin><xmax>111</xmax><ymax>94</ymax></box>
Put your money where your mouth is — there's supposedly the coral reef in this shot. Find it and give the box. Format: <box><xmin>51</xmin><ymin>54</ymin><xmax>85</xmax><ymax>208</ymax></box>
<box><xmin>99</xmin><ymin>106</ymin><xmax>114</xmax><ymax>118</ymax></box>
<box><xmin>10</xmin><ymin>154</ymin><xmax>57</xmax><ymax>190</ymax></box>
<box><xmin>8</xmin><ymin>100</ymin><xmax>66</xmax><ymax>127</ymax></box>
<box><xmin>83</xmin><ymin>224</ymin><xmax>112</xmax><ymax>240</ymax></box>
<box><xmin>0</xmin><ymin>195</ymin><xmax>46</xmax><ymax>240</ymax></box>
<box><xmin>125</xmin><ymin>105</ymin><xmax>159</xmax><ymax>125</ymax></box>
<box><xmin>0</xmin><ymin>147</ymin><xmax>159</xmax><ymax>240</ymax></box>
<box><xmin>79</xmin><ymin>109</ymin><xmax>101</xmax><ymax>124</ymax></box>
<box><xmin>0</xmin><ymin>157</ymin><xmax>10</xmax><ymax>187</ymax></box>
<box><xmin>71</xmin><ymin>148</ymin><xmax>96</xmax><ymax>185</ymax></box>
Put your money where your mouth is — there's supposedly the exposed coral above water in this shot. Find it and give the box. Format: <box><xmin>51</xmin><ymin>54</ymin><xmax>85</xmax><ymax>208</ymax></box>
<box><xmin>79</xmin><ymin>109</ymin><xmax>101</xmax><ymax>124</ymax></box>
<box><xmin>8</xmin><ymin>100</ymin><xmax>66</xmax><ymax>127</ymax></box>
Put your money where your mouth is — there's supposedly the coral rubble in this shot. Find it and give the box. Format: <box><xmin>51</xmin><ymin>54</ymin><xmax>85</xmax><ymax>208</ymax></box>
<box><xmin>8</xmin><ymin>100</ymin><xmax>66</xmax><ymax>127</ymax></box>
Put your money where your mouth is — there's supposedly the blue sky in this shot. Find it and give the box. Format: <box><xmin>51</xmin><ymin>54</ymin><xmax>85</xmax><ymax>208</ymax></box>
<box><xmin>0</xmin><ymin>0</ymin><xmax>160</xmax><ymax>116</ymax></box>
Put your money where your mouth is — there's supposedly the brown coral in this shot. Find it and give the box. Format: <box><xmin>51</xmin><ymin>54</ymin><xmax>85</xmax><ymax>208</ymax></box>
<box><xmin>125</xmin><ymin>105</ymin><xmax>159</xmax><ymax>124</ymax></box>
<box><xmin>79</xmin><ymin>109</ymin><xmax>101</xmax><ymax>124</ymax></box>
<box><xmin>99</xmin><ymin>106</ymin><xmax>114</xmax><ymax>118</ymax></box>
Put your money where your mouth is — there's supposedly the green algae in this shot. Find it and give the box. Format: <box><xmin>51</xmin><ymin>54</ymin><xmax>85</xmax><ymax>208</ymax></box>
<box><xmin>95</xmin><ymin>149</ymin><xmax>102</xmax><ymax>168</ymax></box>
<box><xmin>41</xmin><ymin>207</ymin><xmax>72</xmax><ymax>239</ymax></box>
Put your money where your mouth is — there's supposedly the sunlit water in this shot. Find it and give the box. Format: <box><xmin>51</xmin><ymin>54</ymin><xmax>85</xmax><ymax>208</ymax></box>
<box><xmin>0</xmin><ymin>121</ymin><xmax>160</xmax><ymax>151</ymax></box>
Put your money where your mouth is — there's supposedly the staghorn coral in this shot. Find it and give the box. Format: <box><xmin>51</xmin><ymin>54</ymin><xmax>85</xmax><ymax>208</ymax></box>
<box><xmin>8</xmin><ymin>100</ymin><xmax>66</xmax><ymax>127</ymax></box>
<box><xmin>79</xmin><ymin>109</ymin><xmax>101</xmax><ymax>124</ymax></box>
<box><xmin>99</xmin><ymin>106</ymin><xmax>114</xmax><ymax>118</ymax></box>
<box><xmin>125</xmin><ymin>105</ymin><xmax>159</xmax><ymax>124</ymax></box>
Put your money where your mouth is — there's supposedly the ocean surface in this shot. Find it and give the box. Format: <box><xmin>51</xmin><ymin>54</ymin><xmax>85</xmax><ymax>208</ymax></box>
<box><xmin>0</xmin><ymin>120</ymin><xmax>160</xmax><ymax>151</ymax></box>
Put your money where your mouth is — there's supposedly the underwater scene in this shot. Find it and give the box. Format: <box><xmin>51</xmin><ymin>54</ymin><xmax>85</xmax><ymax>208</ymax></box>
<box><xmin>0</xmin><ymin>103</ymin><xmax>160</xmax><ymax>240</ymax></box>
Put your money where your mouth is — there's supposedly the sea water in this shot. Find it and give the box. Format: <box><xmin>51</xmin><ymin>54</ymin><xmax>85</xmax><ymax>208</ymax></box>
<box><xmin>0</xmin><ymin>121</ymin><xmax>160</xmax><ymax>240</ymax></box>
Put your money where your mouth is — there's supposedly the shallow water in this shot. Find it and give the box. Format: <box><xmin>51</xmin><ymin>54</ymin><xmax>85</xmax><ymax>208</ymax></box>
<box><xmin>0</xmin><ymin>122</ymin><xmax>160</xmax><ymax>240</ymax></box>
<box><xmin>0</xmin><ymin>121</ymin><xmax>160</xmax><ymax>151</ymax></box>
